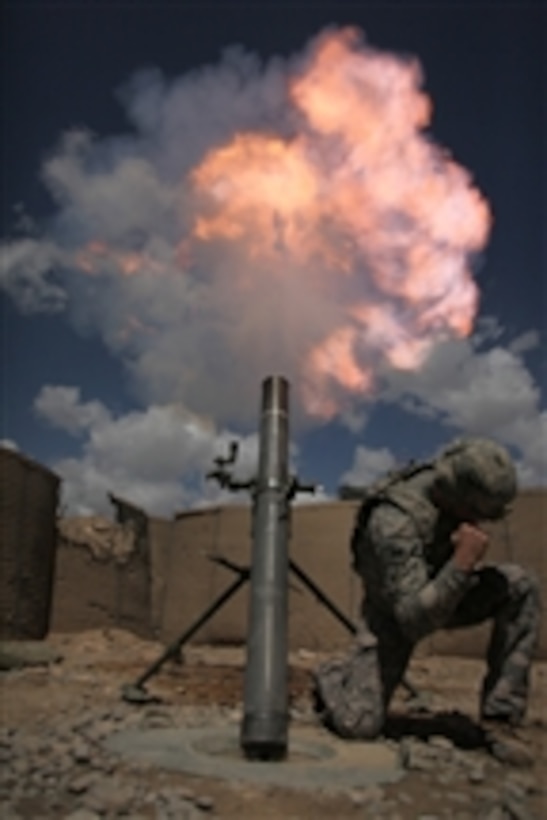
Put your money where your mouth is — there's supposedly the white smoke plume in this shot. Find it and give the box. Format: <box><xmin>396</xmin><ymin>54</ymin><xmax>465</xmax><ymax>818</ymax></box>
<box><xmin>2</xmin><ymin>27</ymin><xmax>491</xmax><ymax>428</ymax></box>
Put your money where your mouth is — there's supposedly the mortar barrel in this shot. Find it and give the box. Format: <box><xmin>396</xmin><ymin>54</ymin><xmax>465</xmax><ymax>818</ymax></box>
<box><xmin>240</xmin><ymin>375</ymin><xmax>290</xmax><ymax>760</ymax></box>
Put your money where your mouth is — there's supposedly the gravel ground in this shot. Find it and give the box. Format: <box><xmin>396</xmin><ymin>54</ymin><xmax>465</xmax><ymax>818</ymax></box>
<box><xmin>1</xmin><ymin>629</ymin><xmax>545</xmax><ymax>819</ymax></box>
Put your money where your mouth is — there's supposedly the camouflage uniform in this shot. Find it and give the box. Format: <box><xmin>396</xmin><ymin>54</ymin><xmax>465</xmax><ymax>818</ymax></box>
<box><xmin>313</xmin><ymin>439</ymin><xmax>541</xmax><ymax>739</ymax></box>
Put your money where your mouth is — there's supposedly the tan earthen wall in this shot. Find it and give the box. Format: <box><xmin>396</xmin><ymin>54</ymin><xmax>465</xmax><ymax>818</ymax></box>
<box><xmin>0</xmin><ymin>448</ymin><xmax>60</xmax><ymax>639</ymax></box>
<box><xmin>51</xmin><ymin>541</ymin><xmax>152</xmax><ymax>639</ymax></box>
<box><xmin>159</xmin><ymin>507</ymin><xmax>251</xmax><ymax>647</ymax></box>
<box><xmin>50</xmin><ymin>491</ymin><xmax>545</xmax><ymax>659</ymax></box>
<box><xmin>147</xmin><ymin>516</ymin><xmax>176</xmax><ymax>636</ymax></box>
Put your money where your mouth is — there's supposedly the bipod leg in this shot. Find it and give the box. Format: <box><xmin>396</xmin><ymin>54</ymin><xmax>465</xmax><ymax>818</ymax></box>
<box><xmin>289</xmin><ymin>559</ymin><xmax>357</xmax><ymax>635</ymax></box>
<box><xmin>288</xmin><ymin>559</ymin><xmax>422</xmax><ymax>702</ymax></box>
<box><xmin>121</xmin><ymin>558</ymin><xmax>250</xmax><ymax>703</ymax></box>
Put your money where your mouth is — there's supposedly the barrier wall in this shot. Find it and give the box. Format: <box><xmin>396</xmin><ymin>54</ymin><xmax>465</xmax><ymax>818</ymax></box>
<box><xmin>0</xmin><ymin>448</ymin><xmax>60</xmax><ymax>639</ymax></box>
<box><xmin>50</xmin><ymin>527</ymin><xmax>152</xmax><ymax>639</ymax></box>
<box><xmin>46</xmin><ymin>491</ymin><xmax>545</xmax><ymax>658</ymax></box>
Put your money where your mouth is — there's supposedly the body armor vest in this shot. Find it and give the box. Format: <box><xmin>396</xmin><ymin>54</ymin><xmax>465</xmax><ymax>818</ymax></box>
<box><xmin>350</xmin><ymin>462</ymin><xmax>440</xmax><ymax>573</ymax></box>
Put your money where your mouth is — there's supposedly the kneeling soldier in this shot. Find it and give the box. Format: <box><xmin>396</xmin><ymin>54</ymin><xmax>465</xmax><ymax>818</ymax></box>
<box><xmin>313</xmin><ymin>438</ymin><xmax>541</xmax><ymax>767</ymax></box>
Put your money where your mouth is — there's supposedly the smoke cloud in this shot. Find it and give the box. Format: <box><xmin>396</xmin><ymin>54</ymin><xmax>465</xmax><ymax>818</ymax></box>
<box><xmin>2</xmin><ymin>27</ymin><xmax>491</xmax><ymax>427</ymax></box>
<box><xmin>2</xmin><ymin>26</ymin><xmax>544</xmax><ymax>507</ymax></box>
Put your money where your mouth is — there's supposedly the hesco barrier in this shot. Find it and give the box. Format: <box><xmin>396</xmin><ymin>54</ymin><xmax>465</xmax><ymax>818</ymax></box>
<box><xmin>0</xmin><ymin>447</ymin><xmax>60</xmax><ymax>639</ymax></box>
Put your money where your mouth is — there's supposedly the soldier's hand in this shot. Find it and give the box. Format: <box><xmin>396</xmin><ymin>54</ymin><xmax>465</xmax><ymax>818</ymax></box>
<box><xmin>451</xmin><ymin>522</ymin><xmax>489</xmax><ymax>572</ymax></box>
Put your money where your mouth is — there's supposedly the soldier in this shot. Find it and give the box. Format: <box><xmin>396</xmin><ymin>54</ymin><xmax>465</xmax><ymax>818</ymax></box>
<box><xmin>313</xmin><ymin>438</ymin><xmax>541</xmax><ymax>766</ymax></box>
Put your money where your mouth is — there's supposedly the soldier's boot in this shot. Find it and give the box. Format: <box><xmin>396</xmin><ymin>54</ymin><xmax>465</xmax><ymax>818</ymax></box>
<box><xmin>481</xmin><ymin>719</ymin><xmax>534</xmax><ymax>768</ymax></box>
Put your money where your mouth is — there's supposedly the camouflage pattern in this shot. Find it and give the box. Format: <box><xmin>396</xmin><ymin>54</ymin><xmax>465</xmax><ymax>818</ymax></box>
<box><xmin>446</xmin><ymin>562</ymin><xmax>541</xmax><ymax>723</ymax></box>
<box><xmin>314</xmin><ymin>441</ymin><xmax>541</xmax><ymax>739</ymax></box>
<box><xmin>313</xmin><ymin>613</ymin><xmax>413</xmax><ymax>739</ymax></box>
<box><xmin>435</xmin><ymin>437</ymin><xmax>518</xmax><ymax>520</ymax></box>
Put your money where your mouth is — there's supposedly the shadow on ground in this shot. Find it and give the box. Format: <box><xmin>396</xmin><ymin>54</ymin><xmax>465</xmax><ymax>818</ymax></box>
<box><xmin>385</xmin><ymin>709</ymin><xmax>485</xmax><ymax>749</ymax></box>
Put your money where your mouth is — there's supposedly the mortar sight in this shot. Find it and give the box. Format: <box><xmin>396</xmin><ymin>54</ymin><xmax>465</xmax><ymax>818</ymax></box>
<box><xmin>213</xmin><ymin>441</ymin><xmax>239</xmax><ymax>469</ymax></box>
<box><xmin>206</xmin><ymin>441</ymin><xmax>253</xmax><ymax>491</ymax></box>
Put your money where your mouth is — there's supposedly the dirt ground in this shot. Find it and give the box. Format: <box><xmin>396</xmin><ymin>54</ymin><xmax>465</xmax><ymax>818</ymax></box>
<box><xmin>1</xmin><ymin>629</ymin><xmax>545</xmax><ymax>819</ymax></box>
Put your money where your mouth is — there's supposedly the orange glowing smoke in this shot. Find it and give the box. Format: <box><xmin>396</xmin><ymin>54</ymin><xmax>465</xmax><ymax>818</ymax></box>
<box><xmin>74</xmin><ymin>240</ymin><xmax>170</xmax><ymax>278</ymax></box>
<box><xmin>190</xmin><ymin>28</ymin><xmax>491</xmax><ymax>417</ymax></box>
<box><xmin>71</xmin><ymin>28</ymin><xmax>491</xmax><ymax>420</ymax></box>
<box><xmin>193</xmin><ymin>134</ymin><xmax>319</xmax><ymax>255</ymax></box>
<box><xmin>304</xmin><ymin>326</ymin><xmax>374</xmax><ymax>418</ymax></box>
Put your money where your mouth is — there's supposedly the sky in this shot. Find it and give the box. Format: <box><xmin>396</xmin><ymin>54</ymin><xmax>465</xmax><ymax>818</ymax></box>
<box><xmin>1</xmin><ymin>0</ymin><xmax>545</xmax><ymax>517</ymax></box>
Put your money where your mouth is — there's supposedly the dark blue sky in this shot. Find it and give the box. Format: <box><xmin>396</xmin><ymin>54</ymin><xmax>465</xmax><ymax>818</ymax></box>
<box><xmin>1</xmin><ymin>1</ymin><xmax>545</xmax><ymax>510</ymax></box>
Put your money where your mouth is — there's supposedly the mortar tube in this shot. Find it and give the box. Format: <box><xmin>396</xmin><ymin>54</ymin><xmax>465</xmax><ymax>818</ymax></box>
<box><xmin>240</xmin><ymin>375</ymin><xmax>290</xmax><ymax>761</ymax></box>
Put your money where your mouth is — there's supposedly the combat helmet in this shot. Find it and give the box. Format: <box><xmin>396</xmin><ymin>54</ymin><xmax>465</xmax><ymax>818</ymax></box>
<box><xmin>434</xmin><ymin>437</ymin><xmax>517</xmax><ymax>520</ymax></box>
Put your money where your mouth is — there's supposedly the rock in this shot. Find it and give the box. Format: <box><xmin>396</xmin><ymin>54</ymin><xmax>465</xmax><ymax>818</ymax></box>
<box><xmin>429</xmin><ymin>735</ymin><xmax>455</xmax><ymax>751</ymax></box>
<box><xmin>226</xmin><ymin>707</ymin><xmax>243</xmax><ymax>723</ymax></box>
<box><xmin>363</xmin><ymin>785</ymin><xmax>385</xmax><ymax>803</ymax></box>
<box><xmin>11</xmin><ymin>758</ymin><xmax>29</xmax><ymax>776</ymax></box>
<box><xmin>435</xmin><ymin>770</ymin><xmax>458</xmax><ymax>785</ymax></box>
<box><xmin>93</xmin><ymin>756</ymin><xmax>117</xmax><ymax>775</ymax></box>
<box><xmin>57</xmin><ymin>753</ymin><xmax>76</xmax><ymax>774</ymax></box>
<box><xmin>349</xmin><ymin>785</ymin><xmax>385</xmax><ymax>810</ymax></box>
<box><xmin>503</xmin><ymin>781</ymin><xmax>527</xmax><ymax>802</ymax></box>
<box><xmin>400</xmin><ymin>738</ymin><xmax>436</xmax><ymax>771</ymax></box>
<box><xmin>43</xmin><ymin>774</ymin><xmax>60</xmax><ymax>791</ymax></box>
<box><xmin>90</xmin><ymin>719</ymin><xmax>121</xmax><ymax>742</ymax></box>
<box><xmin>30</xmin><ymin>769</ymin><xmax>49</xmax><ymax>787</ymax></box>
<box><xmin>404</xmin><ymin>691</ymin><xmax>434</xmax><ymax>713</ymax></box>
<box><xmin>349</xmin><ymin>790</ymin><xmax>366</xmax><ymax>807</ymax></box>
<box><xmin>505</xmin><ymin>773</ymin><xmax>539</xmax><ymax>796</ymax></box>
<box><xmin>153</xmin><ymin>785</ymin><xmax>199</xmax><ymax>815</ymax></box>
<box><xmin>468</xmin><ymin>762</ymin><xmax>486</xmax><ymax>783</ymax></box>
<box><xmin>452</xmin><ymin>748</ymin><xmax>475</xmax><ymax>769</ymax></box>
<box><xmin>66</xmin><ymin>772</ymin><xmax>96</xmax><ymax>795</ymax></box>
<box><xmin>141</xmin><ymin>707</ymin><xmax>175</xmax><ymax>729</ymax></box>
<box><xmin>111</xmin><ymin>708</ymin><xmax>128</xmax><ymax>723</ymax></box>
<box><xmin>71</xmin><ymin>742</ymin><xmax>92</xmax><ymax>764</ymax></box>
<box><xmin>82</xmin><ymin>780</ymin><xmax>138</xmax><ymax>814</ymax></box>
<box><xmin>63</xmin><ymin>810</ymin><xmax>101</xmax><ymax>820</ymax></box>
<box><xmin>194</xmin><ymin>795</ymin><xmax>215</xmax><ymax>811</ymax></box>
<box><xmin>448</xmin><ymin>792</ymin><xmax>472</xmax><ymax>805</ymax></box>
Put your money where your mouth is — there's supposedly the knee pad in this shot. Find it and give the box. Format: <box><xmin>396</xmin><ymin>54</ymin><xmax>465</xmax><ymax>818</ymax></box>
<box><xmin>330</xmin><ymin>709</ymin><xmax>384</xmax><ymax>741</ymax></box>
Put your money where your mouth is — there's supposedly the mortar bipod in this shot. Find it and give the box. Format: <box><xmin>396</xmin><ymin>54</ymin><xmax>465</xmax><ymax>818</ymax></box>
<box><xmin>121</xmin><ymin>555</ymin><xmax>249</xmax><ymax>704</ymax></box>
<box><xmin>120</xmin><ymin>552</ymin><xmax>422</xmax><ymax>705</ymax></box>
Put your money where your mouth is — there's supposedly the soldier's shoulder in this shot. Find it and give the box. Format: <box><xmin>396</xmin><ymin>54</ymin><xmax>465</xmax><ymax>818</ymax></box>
<box><xmin>368</xmin><ymin>501</ymin><xmax>418</xmax><ymax>542</ymax></box>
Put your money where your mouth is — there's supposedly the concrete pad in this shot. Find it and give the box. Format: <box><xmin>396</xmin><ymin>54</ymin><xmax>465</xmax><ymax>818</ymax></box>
<box><xmin>106</xmin><ymin>724</ymin><xmax>403</xmax><ymax>792</ymax></box>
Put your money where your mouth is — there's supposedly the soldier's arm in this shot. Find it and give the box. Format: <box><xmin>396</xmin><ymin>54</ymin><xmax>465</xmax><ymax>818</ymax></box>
<box><xmin>367</xmin><ymin>505</ymin><xmax>473</xmax><ymax>642</ymax></box>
